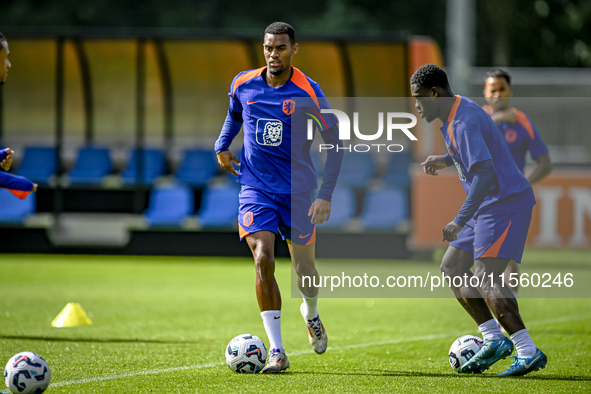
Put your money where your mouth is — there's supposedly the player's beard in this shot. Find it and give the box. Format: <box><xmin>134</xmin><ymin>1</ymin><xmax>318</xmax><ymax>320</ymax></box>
<box><xmin>268</xmin><ymin>65</ymin><xmax>287</xmax><ymax>76</ymax></box>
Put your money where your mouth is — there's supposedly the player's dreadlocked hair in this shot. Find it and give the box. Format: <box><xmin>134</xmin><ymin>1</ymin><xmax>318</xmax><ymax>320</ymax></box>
<box><xmin>485</xmin><ymin>68</ymin><xmax>511</xmax><ymax>85</ymax></box>
<box><xmin>264</xmin><ymin>22</ymin><xmax>295</xmax><ymax>46</ymax></box>
<box><xmin>410</xmin><ymin>64</ymin><xmax>450</xmax><ymax>90</ymax></box>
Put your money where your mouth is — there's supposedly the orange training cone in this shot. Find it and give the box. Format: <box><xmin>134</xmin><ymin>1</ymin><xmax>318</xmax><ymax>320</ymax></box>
<box><xmin>51</xmin><ymin>302</ymin><xmax>93</xmax><ymax>327</ymax></box>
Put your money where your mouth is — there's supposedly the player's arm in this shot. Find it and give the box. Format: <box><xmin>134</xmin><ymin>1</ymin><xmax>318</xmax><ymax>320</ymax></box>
<box><xmin>0</xmin><ymin>171</ymin><xmax>37</xmax><ymax>193</ymax></box>
<box><xmin>0</xmin><ymin>149</ymin><xmax>37</xmax><ymax>194</ymax></box>
<box><xmin>309</xmin><ymin>125</ymin><xmax>344</xmax><ymax>225</ymax></box>
<box><xmin>527</xmin><ymin>153</ymin><xmax>552</xmax><ymax>185</ymax></box>
<box><xmin>421</xmin><ymin>154</ymin><xmax>453</xmax><ymax>176</ymax></box>
<box><xmin>214</xmin><ymin>107</ymin><xmax>243</xmax><ymax>176</ymax></box>
<box><xmin>489</xmin><ymin>109</ymin><xmax>517</xmax><ymax>124</ymax></box>
<box><xmin>442</xmin><ymin>159</ymin><xmax>496</xmax><ymax>242</ymax></box>
<box><xmin>525</xmin><ymin>121</ymin><xmax>552</xmax><ymax>185</ymax></box>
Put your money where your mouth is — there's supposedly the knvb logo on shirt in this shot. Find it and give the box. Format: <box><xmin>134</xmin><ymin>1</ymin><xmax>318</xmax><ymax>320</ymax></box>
<box><xmin>305</xmin><ymin>109</ymin><xmax>418</xmax><ymax>153</ymax></box>
<box><xmin>505</xmin><ymin>129</ymin><xmax>517</xmax><ymax>143</ymax></box>
<box><xmin>282</xmin><ymin>99</ymin><xmax>296</xmax><ymax>115</ymax></box>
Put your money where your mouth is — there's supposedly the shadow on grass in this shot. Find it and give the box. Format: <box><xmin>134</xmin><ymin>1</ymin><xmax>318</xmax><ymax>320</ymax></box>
<box><xmin>0</xmin><ymin>334</ymin><xmax>200</xmax><ymax>345</ymax></box>
<box><xmin>290</xmin><ymin>369</ymin><xmax>591</xmax><ymax>382</ymax></box>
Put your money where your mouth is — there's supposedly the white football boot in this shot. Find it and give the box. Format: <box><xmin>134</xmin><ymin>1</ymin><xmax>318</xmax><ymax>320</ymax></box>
<box><xmin>261</xmin><ymin>349</ymin><xmax>290</xmax><ymax>374</ymax></box>
<box><xmin>300</xmin><ymin>303</ymin><xmax>328</xmax><ymax>354</ymax></box>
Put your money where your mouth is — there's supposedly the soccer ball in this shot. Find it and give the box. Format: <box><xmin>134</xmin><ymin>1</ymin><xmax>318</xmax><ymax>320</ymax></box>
<box><xmin>4</xmin><ymin>352</ymin><xmax>51</xmax><ymax>394</ymax></box>
<box><xmin>225</xmin><ymin>334</ymin><xmax>267</xmax><ymax>373</ymax></box>
<box><xmin>448</xmin><ymin>335</ymin><xmax>483</xmax><ymax>372</ymax></box>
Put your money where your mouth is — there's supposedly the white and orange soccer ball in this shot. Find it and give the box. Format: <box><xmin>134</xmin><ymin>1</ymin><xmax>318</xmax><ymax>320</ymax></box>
<box><xmin>225</xmin><ymin>334</ymin><xmax>267</xmax><ymax>373</ymax></box>
<box><xmin>4</xmin><ymin>352</ymin><xmax>51</xmax><ymax>394</ymax></box>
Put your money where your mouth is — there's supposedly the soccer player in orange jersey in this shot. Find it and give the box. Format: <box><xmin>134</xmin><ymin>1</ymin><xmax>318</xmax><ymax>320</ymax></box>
<box><xmin>215</xmin><ymin>22</ymin><xmax>343</xmax><ymax>373</ymax></box>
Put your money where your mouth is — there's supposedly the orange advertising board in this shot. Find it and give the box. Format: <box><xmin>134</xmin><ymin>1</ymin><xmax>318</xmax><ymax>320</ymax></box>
<box><xmin>412</xmin><ymin>169</ymin><xmax>591</xmax><ymax>249</ymax></box>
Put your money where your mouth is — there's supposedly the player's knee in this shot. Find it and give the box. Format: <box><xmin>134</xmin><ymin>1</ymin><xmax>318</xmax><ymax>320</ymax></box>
<box><xmin>440</xmin><ymin>256</ymin><xmax>461</xmax><ymax>277</ymax></box>
<box><xmin>252</xmin><ymin>248</ymin><xmax>275</xmax><ymax>279</ymax></box>
<box><xmin>472</xmin><ymin>266</ymin><xmax>496</xmax><ymax>295</ymax></box>
<box><xmin>295</xmin><ymin>263</ymin><xmax>317</xmax><ymax>279</ymax></box>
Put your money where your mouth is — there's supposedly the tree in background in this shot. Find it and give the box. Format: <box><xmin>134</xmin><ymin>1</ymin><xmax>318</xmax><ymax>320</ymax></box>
<box><xmin>477</xmin><ymin>0</ymin><xmax>591</xmax><ymax>67</ymax></box>
<box><xmin>0</xmin><ymin>0</ymin><xmax>589</xmax><ymax>67</ymax></box>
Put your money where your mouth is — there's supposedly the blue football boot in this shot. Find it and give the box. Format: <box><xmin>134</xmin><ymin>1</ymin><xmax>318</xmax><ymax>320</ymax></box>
<box><xmin>496</xmin><ymin>348</ymin><xmax>547</xmax><ymax>377</ymax></box>
<box><xmin>459</xmin><ymin>337</ymin><xmax>514</xmax><ymax>374</ymax></box>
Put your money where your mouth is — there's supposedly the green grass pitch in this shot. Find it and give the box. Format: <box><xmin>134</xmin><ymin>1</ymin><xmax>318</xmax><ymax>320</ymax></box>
<box><xmin>0</xmin><ymin>251</ymin><xmax>590</xmax><ymax>393</ymax></box>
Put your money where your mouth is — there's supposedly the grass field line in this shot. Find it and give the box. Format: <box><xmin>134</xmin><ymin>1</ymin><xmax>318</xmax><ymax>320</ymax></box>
<box><xmin>49</xmin><ymin>362</ymin><xmax>226</xmax><ymax>388</ymax></box>
<box><xmin>49</xmin><ymin>312</ymin><xmax>591</xmax><ymax>388</ymax></box>
<box><xmin>49</xmin><ymin>333</ymin><xmax>452</xmax><ymax>388</ymax></box>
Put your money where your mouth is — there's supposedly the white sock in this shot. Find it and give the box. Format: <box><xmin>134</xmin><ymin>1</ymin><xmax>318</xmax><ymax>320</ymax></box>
<box><xmin>479</xmin><ymin>319</ymin><xmax>506</xmax><ymax>341</ymax></box>
<box><xmin>300</xmin><ymin>291</ymin><xmax>319</xmax><ymax>321</ymax></box>
<box><xmin>511</xmin><ymin>328</ymin><xmax>537</xmax><ymax>357</ymax></box>
<box><xmin>261</xmin><ymin>310</ymin><xmax>283</xmax><ymax>353</ymax></box>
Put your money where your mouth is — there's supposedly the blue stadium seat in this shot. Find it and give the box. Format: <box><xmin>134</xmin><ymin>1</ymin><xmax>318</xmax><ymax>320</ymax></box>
<box><xmin>144</xmin><ymin>184</ymin><xmax>194</xmax><ymax>227</ymax></box>
<box><xmin>174</xmin><ymin>148</ymin><xmax>218</xmax><ymax>187</ymax></box>
<box><xmin>319</xmin><ymin>186</ymin><xmax>356</xmax><ymax>229</ymax></box>
<box><xmin>15</xmin><ymin>146</ymin><xmax>57</xmax><ymax>185</ymax></box>
<box><xmin>336</xmin><ymin>152</ymin><xmax>375</xmax><ymax>189</ymax></box>
<box><xmin>121</xmin><ymin>148</ymin><xmax>166</xmax><ymax>185</ymax></box>
<box><xmin>198</xmin><ymin>183</ymin><xmax>240</xmax><ymax>228</ymax></box>
<box><xmin>68</xmin><ymin>146</ymin><xmax>113</xmax><ymax>185</ymax></box>
<box><xmin>360</xmin><ymin>187</ymin><xmax>408</xmax><ymax>230</ymax></box>
<box><xmin>0</xmin><ymin>189</ymin><xmax>36</xmax><ymax>224</ymax></box>
<box><xmin>383</xmin><ymin>151</ymin><xmax>412</xmax><ymax>190</ymax></box>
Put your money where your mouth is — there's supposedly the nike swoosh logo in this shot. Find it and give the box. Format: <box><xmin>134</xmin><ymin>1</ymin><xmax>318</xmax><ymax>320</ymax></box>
<box><xmin>273</xmin><ymin>316</ymin><xmax>280</xmax><ymax>319</ymax></box>
<box><xmin>475</xmin><ymin>246</ymin><xmax>486</xmax><ymax>252</ymax></box>
<box><xmin>524</xmin><ymin>355</ymin><xmax>541</xmax><ymax>369</ymax></box>
<box><xmin>247</xmin><ymin>101</ymin><xmax>258</xmax><ymax>105</ymax></box>
<box><xmin>299</xmin><ymin>233</ymin><xmax>311</xmax><ymax>239</ymax></box>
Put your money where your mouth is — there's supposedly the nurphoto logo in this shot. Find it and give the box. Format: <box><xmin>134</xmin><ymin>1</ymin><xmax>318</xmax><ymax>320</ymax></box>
<box><xmin>307</xmin><ymin>109</ymin><xmax>418</xmax><ymax>152</ymax></box>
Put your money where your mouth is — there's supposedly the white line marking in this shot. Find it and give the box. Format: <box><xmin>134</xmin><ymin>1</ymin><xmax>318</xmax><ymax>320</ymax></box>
<box><xmin>50</xmin><ymin>362</ymin><xmax>224</xmax><ymax>388</ymax></box>
<box><xmin>51</xmin><ymin>333</ymin><xmax>454</xmax><ymax>388</ymax></box>
<box><xmin>50</xmin><ymin>313</ymin><xmax>591</xmax><ymax>388</ymax></box>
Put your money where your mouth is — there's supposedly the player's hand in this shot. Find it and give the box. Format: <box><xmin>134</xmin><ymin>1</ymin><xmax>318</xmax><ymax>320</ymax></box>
<box><xmin>216</xmin><ymin>150</ymin><xmax>240</xmax><ymax>176</ymax></box>
<box><xmin>490</xmin><ymin>109</ymin><xmax>517</xmax><ymax>124</ymax></box>
<box><xmin>1</xmin><ymin>148</ymin><xmax>14</xmax><ymax>171</ymax></box>
<box><xmin>31</xmin><ymin>183</ymin><xmax>38</xmax><ymax>192</ymax></box>
<box><xmin>442</xmin><ymin>221</ymin><xmax>462</xmax><ymax>242</ymax></box>
<box><xmin>421</xmin><ymin>155</ymin><xmax>448</xmax><ymax>176</ymax></box>
<box><xmin>309</xmin><ymin>198</ymin><xmax>331</xmax><ymax>225</ymax></box>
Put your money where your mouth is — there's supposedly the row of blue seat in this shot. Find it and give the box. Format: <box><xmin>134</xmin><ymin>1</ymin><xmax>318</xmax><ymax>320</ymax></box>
<box><xmin>14</xmin><ymin>146</ymin><xmax>219</xmax><ymax>187</ymax></box>
<box><xmin>145</xmin><ymin>183</ymin><xmax>240</xmax><ymax>227</ymax></box>
<box><xmin>12</xmin><ymin>146</ymin><xmax>413</xmax><ymax>189</ymax></box>
<box><xmin>145</xmin><ymin>183</ymin><xmax>409</xmax><ymax>230</ymax></box>
<box><xmin>313</xmin><ymin>151</ymin><xmax>412</xmax><ymax>190</ymax></box>
<box><xmin>0</xmin><ymin>189</ymin><xmax>36</xmax><ymax>224</ymax></box>
<box><xmin>319</xmin><ymin>185</ymin><xmax>408</xmax><ymax>230</ymax></box>
<box><xmin>0</xmin><ymin>182</ymin><xmax>408</xmax><ymax>231</ymax></box>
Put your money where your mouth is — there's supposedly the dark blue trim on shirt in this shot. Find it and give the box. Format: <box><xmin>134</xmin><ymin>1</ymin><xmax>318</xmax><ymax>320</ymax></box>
<box><xmin>214</xmin><ymin>108</ymin><xmax>243</xmax><ymax>154</ymax></box>
<box><xmin>317</xmin><ymin>125</ymin><xmax>343</xmax><ymax>202</ymax></box>
<box><xmin>444</xmin><ymin>153</ymin><xmax>454</xmax><ymax>167</ymax></box>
